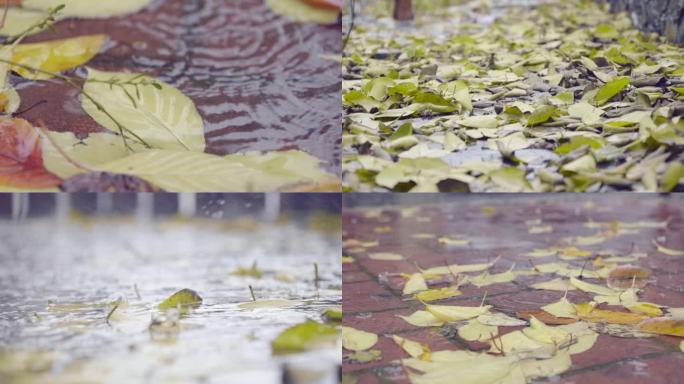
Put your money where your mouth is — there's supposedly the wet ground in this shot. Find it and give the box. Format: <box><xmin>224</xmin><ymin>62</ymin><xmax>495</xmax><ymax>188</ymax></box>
<box><xmin>342</xmin><ymin>195</ymin><xmax>684</xmax><ymax>383</ymax></box>
<box><xmin>11</xmin><ymin>0</ymin><xmax>341</xmax><ymax>173</ymax></box>
<box><xmin>0</xmin><ymin>214</ymin><xmax>341</xmax><ymax>383</ymax></box>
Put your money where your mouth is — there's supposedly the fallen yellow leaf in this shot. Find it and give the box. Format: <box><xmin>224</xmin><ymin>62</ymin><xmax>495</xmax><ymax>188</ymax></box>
<box><xmin>426</xmin><ymin>303</ymin><xmax>492</xmax><ymax>322</ymax></box>
<box><xmin>12</xmin><ymin>35</ymin><xmax>106</xmax><ymax>80</ymax></box>
<box><xmin>342</xmin><ymin>326</ymin><xmax>378</xmax><ymax>351</ymax></box>
<box><xmin>414</xmin><ymin>286</ymin><xmax>462</xmax><ymax>302</ymax></box>
<box><xmin>368</xmin><ymin>252</ymin><xmax>403</xmax><ymax>261</ymax></box>
<box><xmin>458</xmin><ymin>319</ymin><xmax>498</xmax><ymax>342</ymax></box>
<box><xmin>635</xmin><ymin>317</ymin><xmax>684</xmax><ymax>337</ymax></box>
<box><xmin>652</xmin><ymin>240</ymin><xmax>684</xmax><ymax>256</ymax></box>
<box><xmin>404</xmin><ymin>273</ymin><xmax>429</xmax><ymax>295</ymax></box>
<box><xmin>391</xmin><ymin>334</ymin><xmax>430</xmax><ymax>359</ymax></box>
<box><xmin>398</xmin><ymin>310</ymin><xmax>444</xmax><ymax>327</ymax></box>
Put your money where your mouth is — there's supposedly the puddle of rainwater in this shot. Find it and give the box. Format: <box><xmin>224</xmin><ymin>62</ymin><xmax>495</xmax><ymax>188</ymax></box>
<box><xmin>0</xmin><ymin>216</ymin><xmax>341</xmax><ymax>383</ymax></box>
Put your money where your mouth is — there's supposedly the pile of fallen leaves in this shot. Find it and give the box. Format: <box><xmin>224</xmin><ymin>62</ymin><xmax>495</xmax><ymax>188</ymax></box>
<box><xmin>342</xmin><ymin>205</ymin><xmax>684</xmax><ymax>383</ymax></box>
<box><xmin>342</xmin><ymin>0</ymin><xmax>684</xmax><ymax>192</ymax></box>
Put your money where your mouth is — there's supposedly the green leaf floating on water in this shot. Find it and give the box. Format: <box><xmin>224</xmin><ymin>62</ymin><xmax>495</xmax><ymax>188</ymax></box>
<box><xmin>265</xmin><ymin>0</ymin><xmax>339</xmax><ymax>24</ymax></box>
<box><xmin>82</xmin><ymin>68</ymin><xmax>205</xmax><ymax>152</ymax></box>
<box><xmin>271</xmin><ymin>320</ymin><xmax>339</xmax><ymax>355</ymax></box>
<box><xmin>232</xmin><ymin>261</ymin><xmax>263</xmax><ymax>278</ymax></box>
<box><xmin>22</xmin><ymin>0</ymin><xmax>153</xmax><ymax>18</ymax></box>
<box><xmin>594</xmin><ymin>77</ymin><xmax>630</xmax><ymax>106</ymax></box>
<box><xmin>323</xmin><ymin>306</ymin><xmax>342</xmax><ymax>322</ymax></box>
<box><xmin>158</xmin><ymin>289</ymin><xmax>202</xmax><ymax>314</ymax></box>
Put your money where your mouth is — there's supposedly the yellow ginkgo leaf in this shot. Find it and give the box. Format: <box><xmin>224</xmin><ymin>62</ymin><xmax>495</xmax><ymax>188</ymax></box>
<box><xmin>520</xmin><ymin>349</ymin><xmax>572</xmax><ymax>379</ymax></box>
<box><xmin>421</xmin><ymin>259</ymin><xmax>497</xmax><ymax>275</ymax></box>
<box><xmin>368</xmin><ymin>252</ymin><xmax>403</xmax><ymax>261</ymax></box>
<box><xmin>477</xmin><ymin>312</ymin><xmax>527</xmax><ymax>327</ymax></box>
<box><xmin>652</xmin><ymin>240</ymin><xmax>684</xmax><ymax>256</ymax></box>
<box><xmin>398</xmin><ymin>310</ymin><xmax>444</xmax><ymax>327</ymax></box>
<box><xmin>342</xmin><ymin>326</ymin><xmax>378</xmax><ymax>351</ymax></box>
<box><xmin>458</xmin><ymin>319</ymin><xmax>498</xmax><ymax>342</ymax></box>
<box><xmin>574</xmin><ymin>302</ymin><xmax>648</xmax><ymax>324</ymax></box>
<box><xmin>489</xmin><ymin>330</ymin><xmax>552</xmax><ymax>357</ymax></box>
<box><xmin>426</xmin><ymin>303</ymin><xmax>492</xmax><ymax>322</ymax></box>
<box><xmin>391</xmin><ymin>334</ymin><xmax>430</xmax><ymax>359</ymax></box>
<box><xmin>522</xmin><ymin>317</ymin><xmax>571</xmax><ymax>345</ymax></box>
<box><xmin>468</xmin><ymin>268</ymin><xmax>516</xmax><ymax>288</ymax></box>
<box><xmin>625</xmin><ymin>302</ymin><xmax>663</xmax><ymax>317</ymax></box>
<box><xmin>11</xmin><ymin>35</ymin><xmax>106</xmax><ymax>80</ymax></box>
<box><xmin>414</xmin><ymin>286</ymin><xmax>462</xmax><ymax>302</ymax></box>
<box><xmin>403</xmin><ymin>273</ymin><xmax>428</xmax><ymax>295</ymax></box>
<box><xmin>541</xmin><ymin>297</ymin><xmax>577</xmax><ymax>319</ymax></box>
<box><xmin>635</xmin><ymin>317</ymin><xmax>684</xmax><ymax>337</ymax></box>
<box><xmin>556</xmin><ymin>322</ymin><xmax>598</xmax><ymax>354</ymax></box>
<box><xmin>570</xmin><ymin>277</ymin><xmax>618</xmax><ymax>296</ymax></box>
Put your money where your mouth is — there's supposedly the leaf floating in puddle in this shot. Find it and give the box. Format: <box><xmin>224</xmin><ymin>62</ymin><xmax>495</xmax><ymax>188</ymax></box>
<box><xmin>342</xmin><ymin>326</ymin><xmax>377</xmax><ymax>351</ymax></box>
<box><xmin>0</xmin><ymin>118</ymin><xmax>62</xmax><ymax>191</ymax></box>
<box><xmin>238</xmin><ymin>299</ymin><xmax>297</xmax><ymax>310</ymax></box>
<box><xmin>323</xmin><ymin>307</ymin><xmax>342</xmax><ymax>322</ymax></box>
<box><xmin>22</xmin><ymin>0</ymin><xmax>154</xmax><ymax>18</ymax></box>
<box><xmin>271</xmin><ymin>320</ymin><xmax>339</xmax><ymax>355</ymax></box>
<box><xmin>158</xmin><ymin>288</ymin><xmax>202</xmax><ymax>314</ymax></box>
<box><xmin>82</xmin><ymin>68</ymin><xmax>206</xmax><ymax>152</ymax></box>
<box><xmin>231</xmin><ymin>261</ymin><xmax>263</xmax><ymax>278</ymax></box>
<box><xmin>11</xmin><ymin>35</ymin><xmax>106</xmax><ymax>80</ymax></box>
<box><xmin>265</xmin><ymin>0</ymin><xmax>339</xmax><ymax>24</ymax></box>
<box><xmin>635</xmin><ymin>317</ymin><xmax>684</xmax><ymax>337</ymax></box>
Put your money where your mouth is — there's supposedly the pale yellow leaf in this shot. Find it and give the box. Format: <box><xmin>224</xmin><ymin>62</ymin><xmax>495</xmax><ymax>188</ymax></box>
<box><xmin>83</xmin><ymin>68</ymin><xmax>205</xmax><ymax>152</ymax></box>
<box><xmin>23</xmin><ymin>0</ymin><xmax>153</xmax><ymax>18</ymax></box>
<box><xmin>541</xmin><ymin>298</ymin><xmax>577</xmax><ymax>319</ymax></box>
<box><xmin>369</xmin><ymin>252</ymin><xmax>403</xmax><ymax>261</ymax></box>
<box><xmin>458</xmin><ymin>319</ymin><xmax>498</xmax><ymax>342</ymax></box>
<box><xmin>391</xmin><ymin>335</ymin><xmax>429</xmax><ymax>359</ymax></box>
<box><xmin>12</xmin><ymin>35</ymin><xmax>106</xmax><ymax>80</ymax></box>
<box><xmin>342</xmin><ymin>326</ymin><xmax>378</xmax><ymax>351</ymax></box>
<box><xmin>426</xmin><ymin>304</ymin><xmax>492</xmax><ymax>322</ymax></box>
<box><xmin>398</xmin><ymin>310</ymin><xmax>444</xmax><ymax>327</ymax></box>
<box><xmin>570</xmin><ymin>277</ymin><xmax>618</xmax><ymax>296</ymax></box>
<box><xmin>265</xmin><ymin>0</ymin><xmax>339</xmax><ymax>24</ymax></box>
<box><xmin>520</xmin><ymin>349</ymin><xmax>572</xmax><ymax>379</ymax></box>
<box><xmin>652</xmin><ymin>240</ymin><xmax>684</xmax><ymax>256</ymax></box>
<box><xmin>403</xmin><ymin>273</ymin><xmax>428</xmax><ymax>295</ymax></box>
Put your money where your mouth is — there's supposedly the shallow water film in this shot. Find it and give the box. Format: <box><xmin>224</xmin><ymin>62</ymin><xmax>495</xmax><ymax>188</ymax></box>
<box><xmin>0</xmin><ymin>212</ymin><xmax>341</xmax><ymax>383</ymax></box>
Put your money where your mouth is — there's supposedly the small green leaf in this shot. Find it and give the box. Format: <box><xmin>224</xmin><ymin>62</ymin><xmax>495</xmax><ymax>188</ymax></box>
<box><xmin>158</xmin><ymin>289</ymin><xmax>202</xmax><ymax>314</ymax></box>
<box><xmin>411</xmin><ymin>92</ymin><xmax>457</xmax><ymax>113</ymax></box>
<box><xmin>594</xmin><ymin>77</ymin><xmax>629</xmax><ymax>106</ymax></box>
<box><xmin>389</xmin><ymin>122</ymin><xmax>413</xmax><ymax>141</ymax></box>
<box><xmin>526</xmin><ymin>105</ymin><xmax>556</xmax><ymax>126</ymax></box>
<box><xmin>594</xmin><ymin>24</ymin><xmax>618</xmax><ymax>39</ymax></box>
<box><xmin>323</xmin><ymin>307</ymin><xmax>342</xmax><ymax>322</ymax></box>
<box><xmin>271</xmin><ymin>320</ymin><xmax>339</xmax><ymax>355</ymax></box>
<box><xmin>363</xmin><ymin>77</ymin><xmax>395</xmax><ymax>101</ymax></box>
<box><xmin>489</xmin><ymin>167</ymin><xmax>531</xmax><ymax>192</ymax></box>
<box><xmin>232</xmin><ymin>261</ymin><xmax>263</xmax><ymax>278</ymax></box>
<box><xmin>555</xmin><ymin>136</ymin><xmax>604</xmax><ymax>155</ymax></box>
<box><xmin>662</xmin><ymin>162</ymin><xmax>684</xmax><ymax>192</ymax></box>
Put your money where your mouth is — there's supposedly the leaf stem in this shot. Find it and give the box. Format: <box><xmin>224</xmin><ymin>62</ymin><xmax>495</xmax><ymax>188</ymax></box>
<box><xmin>248</xmin><ymin>285</ymin><xmax>256</xmax><ymax>302</ymax></box>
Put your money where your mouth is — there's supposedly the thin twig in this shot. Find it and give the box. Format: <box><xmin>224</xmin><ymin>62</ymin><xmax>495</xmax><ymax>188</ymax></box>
<box><xmin>342</xmin><ymin>0</ymin><xmax>355</xmax><ymax>52</ymax></box>
<box><xmin>248</xmin><ymin>285</ymin><xmax>256</xmax><ymax>302</ymax></box>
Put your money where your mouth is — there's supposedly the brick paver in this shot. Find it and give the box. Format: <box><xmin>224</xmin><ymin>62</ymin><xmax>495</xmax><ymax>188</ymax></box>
<box><xmin>342</xmin><ymin>195</ymin><xmax>684</xmax><ymax>383</ymax></box>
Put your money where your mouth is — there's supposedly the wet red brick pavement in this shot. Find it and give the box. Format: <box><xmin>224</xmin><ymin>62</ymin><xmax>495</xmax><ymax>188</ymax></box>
<box><xmin>342</xmin><ymin>195</ymin><xmax>684</xmax><ymax>384</ymax></box>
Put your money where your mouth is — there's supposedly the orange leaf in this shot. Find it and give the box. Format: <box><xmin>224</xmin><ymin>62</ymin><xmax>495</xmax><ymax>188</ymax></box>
<box><xmin>301</xmin><ymin>0</ymin><xmax>343</xmax><ymax>11</ymax></box>
<box><xmin>636</xmin><ymin>317</ymin><xmax>684</xmax><ymax>337</ymax></box>
<box><xmin>0</xmin><ymin>118</ymin><xmax>63</xmax><ymax>189</ymax></box>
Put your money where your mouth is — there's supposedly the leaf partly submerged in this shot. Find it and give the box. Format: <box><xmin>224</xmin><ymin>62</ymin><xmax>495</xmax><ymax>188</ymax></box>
<box><xmin>271</xmin><ymin>320</ymin><xmax>339</xmax><ymax>355</ymax></box>
<box><xmin>158</xmin><ymin>288</ymin><xmax>202</xmax><ymax>314</ymax></box>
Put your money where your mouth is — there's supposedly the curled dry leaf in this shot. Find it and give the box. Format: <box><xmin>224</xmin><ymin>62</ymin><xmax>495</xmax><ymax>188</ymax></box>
<box><xmin>342</xmin><ymin>326</ymin><xmax>378</xmax><ymax>351</ymax></box>
<box><xmin>0</xmin><ymin>117</ymin><xmax>62</xmax><ymax>190</ymax></box>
